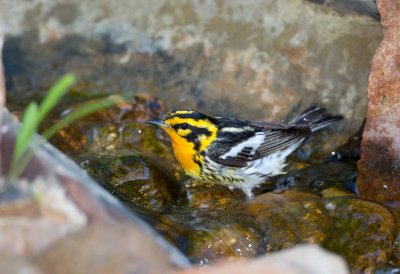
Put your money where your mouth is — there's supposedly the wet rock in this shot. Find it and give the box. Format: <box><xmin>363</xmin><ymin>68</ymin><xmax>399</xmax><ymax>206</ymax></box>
<box><xmin>187</xmin><ymin>222</ymin><xmax>263</xmax><ymax>264</ymax></box>
<box><xmin>320</xmin><ymin>187</ymin><xmax>355</xmax><ymax>198</ymax></box>
<box><xmin>322</xmin><ymin>197</ymin><xmax>397</xmax><ymax>272</ymax></box>
<box><xmin>59</xmin><ymin>93</ymin><xmax>167</xmax><ymax>124</ymax></box>
<box><xmin>84</xmin><ymin>154</ymin><xmax>179</xmax><ymax>212</ymax></box>
<box><xmin>157</xmin><ymin>185</ymin><xmax>397</xmax><ymax>272</ymax></box>
<box><xmin>2</xmin><ymin>0</ymin><xmax>381</xmax><ymax>154</ymax></box>
<box><xmin>244</xmin><ymin>191</ymin><xmax>397</xmax><ymax>272</ymax></box>
<box><xmin>245</xmin><ymin>191</ymin><xmax>331</xmax><ymax>251</ymax></box>
<box><xmin>160</xmin><ymin>191</ymin><xmax>316</xmax><ymax>263</ymax></box>
<box><xmin>377</xmin><ymin>202</ymin><xmax>400</xmax><ymax>267</ymax></box>
<box><xmin>55</xmin><ymin>121</ymin><xmax>131</xmax><ymax>155</ymax></box>
<box><xmin>50</xmin><ymin>122</ymin><xmax>89</xmax><ymax>154</ymax></box>
<box><xmin>356</xmin><ymin>0</ymin><xmax>400</xmax><ymax>202</ymax></box>
<box><xmin>156</xmin><ymin>182</ymin><xmax>261</xmax><ymax>263</ymax></box>
<box><xmin>151</xmin><ymin>178</ymin><xmax>264</xmax><ymax>263</ymax></box>
<box><xmin>180</xmin><ymin>180</ymin><xmax>246</xmax><ymax>209</ymax></box>
<box><xmin>176</xmin><ymin>245</ymin><xmax>349</xmax><ymax>274</ymax></box>
<box><xmin>35</xmin><ymin>223</ymin><xmax>179</xmax><ymax>274</ymax></box>
<box><xmin>159</xmin><ymin>206</ymin><xmax>264</xmax><ymax>264</ymax></box>
<box><xmin>128</xmin><ymin>93</ymin><xmax>168</xmax><ymax>122</ymax></box>
<box><xmin>375</xmin><ymin>266</ymin><xmax>400</xmax><ymax>274</ymax></box>
<box><xmin>49</xmin><ymin>94</ymin><xmax>173</xmax><ymax>158</ymax></box>
<box><xmin>259</xmin><ymin>162</ymin><xmax>357</xmax><ymax>195</ymax></box>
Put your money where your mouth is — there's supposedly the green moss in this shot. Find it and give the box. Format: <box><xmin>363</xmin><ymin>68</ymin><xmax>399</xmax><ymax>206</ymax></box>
<box><xmin>84</xmin><ymin>154</ymin><xmax>179</xmax><ymax>212</ymax></box>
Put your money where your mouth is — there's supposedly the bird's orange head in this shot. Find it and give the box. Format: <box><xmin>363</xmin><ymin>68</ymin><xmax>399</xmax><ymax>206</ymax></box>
<box><xmin>146</xmin><ymin>110</ymin><xmax>218</xmax><ymax>176</ymax></box>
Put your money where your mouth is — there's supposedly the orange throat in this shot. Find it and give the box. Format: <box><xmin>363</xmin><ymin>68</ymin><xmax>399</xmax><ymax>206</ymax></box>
<box><xmin>166</xmin><ymin>130</ymin><xmax>201</xmax><ymax>178</ymax></box>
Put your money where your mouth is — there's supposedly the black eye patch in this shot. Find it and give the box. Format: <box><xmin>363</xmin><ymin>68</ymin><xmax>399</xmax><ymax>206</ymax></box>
<box><xmin>170</xmin><ymin>123</ymin><xmax>213</xmax><ymax>151</ymax></box>
<box><xmin>180</xmin><ymin>123</ymin><xmax>189</xmax><ymax>130</ymax></box>
<box><xmin>172</xmin><ymin>123</ymin><xmax>212</xmax><ymax>137</ymax></box>
<box><xmin>172</xmin><ymin>123</ymin><xmax>189</xmax><ymax>131</ymax></box>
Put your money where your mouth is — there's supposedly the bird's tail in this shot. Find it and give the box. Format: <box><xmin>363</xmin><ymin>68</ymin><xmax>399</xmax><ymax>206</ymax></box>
<box><xmin>291</xmin><ymin>106</ymin><xmax>343</xmax><ymax>132</ymax></box>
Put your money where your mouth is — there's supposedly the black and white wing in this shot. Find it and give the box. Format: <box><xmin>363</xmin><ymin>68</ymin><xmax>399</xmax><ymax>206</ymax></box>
<box><xmin>209</xmin><ymin>125</ymin><xmax>311</xmax><ymax>168</ymax></box>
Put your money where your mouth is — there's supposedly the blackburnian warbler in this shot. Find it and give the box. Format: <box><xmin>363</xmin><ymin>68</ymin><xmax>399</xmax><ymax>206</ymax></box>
<box><xmin>147</xmin><ymin>107</ymin><xmax>342</xmax><ymax>198</ymax></box>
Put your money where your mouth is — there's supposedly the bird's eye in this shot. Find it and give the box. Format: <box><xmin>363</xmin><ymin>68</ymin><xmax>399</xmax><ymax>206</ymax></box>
<box><xmin>180</xmin><ymin>123</ymin><xmax>189</xmax><ymax>130</ymax></box>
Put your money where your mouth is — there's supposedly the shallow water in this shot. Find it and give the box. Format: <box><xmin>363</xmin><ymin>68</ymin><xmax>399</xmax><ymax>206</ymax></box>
<box><xmin>2</xmin><ymin>81</ymin><xmax>398</xmax><ymax>274</ymax></box>
<box><xmin>9</xmin><ymin>95</ymin><xmax>393</xmax><ymax>272</ymax></box>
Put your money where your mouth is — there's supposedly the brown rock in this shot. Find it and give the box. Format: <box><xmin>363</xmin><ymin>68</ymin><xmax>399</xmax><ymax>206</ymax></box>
<box><xmin>243</xmin><ymin>191</ymin><xmax>397</xmax><ymax>271</ymax></box>
<box><xmin>246</xmin><ymin>191</ymin><xmax>331</xmax><ymax>252</ymax></box>
<box><xmin>35</xmin><ymin>223</ymin><xmax>179</xmax><ymax>274</ymax></box>
<box><xmin>58</xmin><ymin>93</ymin><xmax>167</xmax><ymax>124</ymax></box>
<box><xmin>186</xmin><ymin>223</ymin><xmax>263</xmax><ymax>263</ymax></box>
<box><xmin>181</xmin><ymin>181</ymin><xmax>246</xmax><ymax>209</ymax></box>
<box><xmin>357</xmin><ymin>0</ymin><xmax>400</xmax><ymax>202</ymax></box>
<box><xmin>158</xmin><ymin>192</ymin><xmax>263</xmax><ymax>264</ymax></box>
<box><xmin>321</xmin><ymin>197</ymin><xmax>397</xmax><ymax>272</ymax></box>
<box><xmin>158</xmin><ymin>188</ymin><xmax>397</xmax><ymax>271</ymax></box>
<box><xmin>0</xmin><ymin>217</ymin><xmax>69</xmax><ymax>257</ymax></box>
<box><xmin>175</xmin><ymin>245</ymin><xmax>349</xmax><ymax>274</ymax></box>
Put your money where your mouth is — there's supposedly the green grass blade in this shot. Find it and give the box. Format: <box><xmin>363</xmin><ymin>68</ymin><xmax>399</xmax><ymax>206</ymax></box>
<box><xmin>13</xmin><ymin>102</ymin><xmax>39</xmax><ymax>161</ymax></box>
<box><xmin>8</xmin><ymin>73</ymin><xmax>122</xmax><ymax>181</ymax></box>
<box><xmin>9</xmin><ymin>74</ymin><xmax>75</xmax><ymax>181</ymax></box>
<box><xmin>43</xmin><ymin>95</ymin><xmax>122</xmax><ymax>140</ymax></box>
<box><xmin>37</xmin><ymin>74</ymin><xmax>75</xmax><ymax>123</ymax></box>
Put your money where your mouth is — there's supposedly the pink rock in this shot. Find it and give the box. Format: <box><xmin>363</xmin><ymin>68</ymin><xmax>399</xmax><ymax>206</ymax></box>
<box><xmin>0</xmin><ymin>255</ymin><xmax>43</xmax><ymax>274</ymax></box>
<box><xmin>357</xmin><ymin>0</ymin><xmax>400</xmax><ymax>202</ymax></box>
<box><xmin>35</xmin><ymin>223</ymin><xmax>180</xmax><ymax>274</ymax></box>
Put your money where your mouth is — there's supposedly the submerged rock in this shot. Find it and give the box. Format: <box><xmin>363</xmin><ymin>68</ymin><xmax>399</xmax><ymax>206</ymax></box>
<box><xmin>186</xmin><ymin>222</ymin><xmax>263</xmax><ymax>264</ymax></box>
<box><xmin>156</xmin><ymin>189</ymin><xmax>398</xmax><ymax>272</ymax></box>
<box><xmin>246</xmin><ymin>191</ymin><xmax>331</xmax><ymax>251</ymax></box>
<box><xmin>49</xmin><ymin>93</ymin><xmax>173</xmax><ymax>158</ymax></box>
<box><xmin>84</xmin><ymin>154</ymin><xmax>179</xmax><ymax>212</ymax></box>
<box><xmin>180</xmin><ymin>180</ymin><xmax>247</xmax><ymax>209</ymax></box>
<box><xmin>51</xmin><ymin>120</ymin><xmax>173</xmax><ymax>159</ymax></box>
<box><xmin>159</xmin><ymin>205</ymin><xmax>264</xmax><ymax>264</ymax></box>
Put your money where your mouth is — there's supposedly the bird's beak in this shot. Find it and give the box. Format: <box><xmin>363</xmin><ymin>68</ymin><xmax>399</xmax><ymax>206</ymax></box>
<box><xmin>146</xmin><ymin>120</ymin><xmax>169</xmax><ymax>128</ymax></box>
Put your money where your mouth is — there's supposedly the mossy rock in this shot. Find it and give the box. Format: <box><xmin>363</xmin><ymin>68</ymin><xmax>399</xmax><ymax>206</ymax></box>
<box><xmin>84</xmin><ymin>154</ymin><xmax>179</xmax><ymax>212</ymax></box>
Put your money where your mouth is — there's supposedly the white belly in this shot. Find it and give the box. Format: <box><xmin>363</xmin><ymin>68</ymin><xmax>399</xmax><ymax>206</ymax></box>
<box><xmin>201</xmin><ymin>143</ymin><xmax>300</xmax><ymax>198</ymax></box>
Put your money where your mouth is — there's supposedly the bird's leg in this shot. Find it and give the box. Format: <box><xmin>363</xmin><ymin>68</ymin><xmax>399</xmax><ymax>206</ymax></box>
<box><xmin>178</xmin><ymin>174</ymin><xmax>191</xmax><ymax>185</ymax></box>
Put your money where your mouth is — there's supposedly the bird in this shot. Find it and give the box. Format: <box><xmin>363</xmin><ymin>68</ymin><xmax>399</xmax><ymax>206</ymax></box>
<box><xmin>146</xmin><ymin>107</ymin><xmax>343</xmax><ymax>198</ymax></box>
